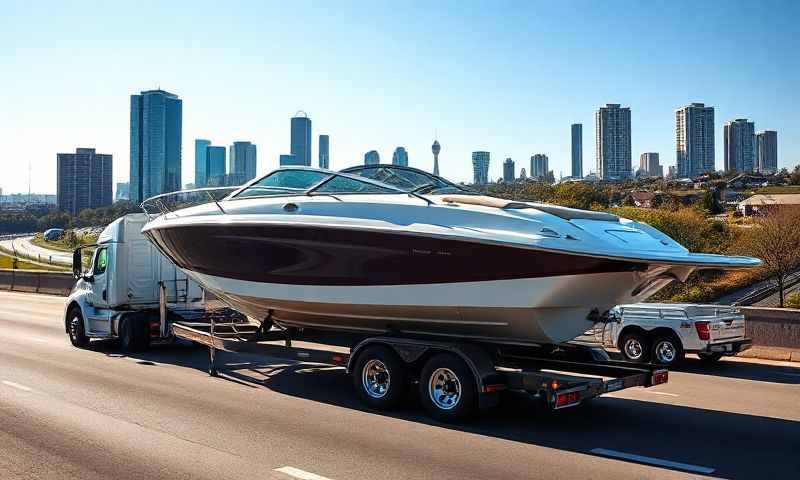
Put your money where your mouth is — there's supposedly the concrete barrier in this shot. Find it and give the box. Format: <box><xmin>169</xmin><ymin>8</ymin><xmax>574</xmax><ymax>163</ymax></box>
<box><xmin>740</xmin><ymin>306</ymin><xmax>800</xmax><ymax>349</ymax></box>
<box><xmin>0</xmin><ymin>269</ymin><xmax>74</xmax><ymax>296</ymax></box>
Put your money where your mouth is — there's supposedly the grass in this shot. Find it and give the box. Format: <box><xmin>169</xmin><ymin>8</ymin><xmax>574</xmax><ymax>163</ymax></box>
<box><xmin>753</xmin><ymin>185</ymin><xmax>800</xmax><ymax>195</ymax></box>
<box><xmin>30</xmin><ymin>231</ymin><xmax>99</xmax><ymax>252</ymax></box>
<box><xmin>0</xmin><ymin>252</ymin><xmax>68</xmax><ymax>271</ymax></box>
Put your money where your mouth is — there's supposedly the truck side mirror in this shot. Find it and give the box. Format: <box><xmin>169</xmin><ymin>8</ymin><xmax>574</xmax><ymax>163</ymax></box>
<box><xmin>72</xmin><ymin>248</ymin><xmax>82</xmax><ymax>279</ymax></box>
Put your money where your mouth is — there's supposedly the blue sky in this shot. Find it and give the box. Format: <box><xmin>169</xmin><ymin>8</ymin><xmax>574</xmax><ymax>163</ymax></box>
<box><xmin>1</xmin><ymin>0</ymin><xmax>798</xmax><ymax>194</ymax></box>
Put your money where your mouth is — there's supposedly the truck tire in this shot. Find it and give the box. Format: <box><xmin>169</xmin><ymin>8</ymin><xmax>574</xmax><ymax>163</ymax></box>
<box><xmin>352</xmin><ymin>345</ymin><xmax>408</xmax><ymax>410</ymax></box>
<box><xmin>620</xmin><ymin>332</ymin><xmax>650</xmax><ymax>363</ymax></box>
<box><xmin>697</xmin><ymin>352</ymin><xmax>723</xmax><ymax>363</ymax></box>
<box><xmin>419</xmin><ymin>353</ymin><xmax>478</xmax><ymax>423</ymax></box>
<box><xmin>119</xmin><ymin>314</ymin><xmax>150</xmax><ymax>353</ymax></box>
<box><xmin>651</xmin><ymin>334</ymin><xmax>685</xmax><ymax>366</ymax></box>
<box><xmin>67</xmin><ymin>307</ymin><xmax>90</xmax><ymax>348</ymax></box>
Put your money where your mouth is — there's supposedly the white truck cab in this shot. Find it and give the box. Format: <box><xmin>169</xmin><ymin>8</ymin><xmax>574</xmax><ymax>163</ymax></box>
<box><xmin>64</xmin><ymin>214</ymin><xmax>206</xmax><ymax>351</ymax></box>
<box><xmin>595</xmin><ymin>303</ymin><xmax>752</xmax><ymax>366</ymax></box>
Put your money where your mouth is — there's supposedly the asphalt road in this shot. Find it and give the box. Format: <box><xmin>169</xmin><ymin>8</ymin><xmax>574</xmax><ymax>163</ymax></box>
<box><xmin>0</xmin><ymin>237</ymin><xmax>72</xmax><ymax>266</ymax></box>
<box><xmin>1</xmin><ymin>291</ymin><xmax>799</xmax><ymax>480</ymax></box>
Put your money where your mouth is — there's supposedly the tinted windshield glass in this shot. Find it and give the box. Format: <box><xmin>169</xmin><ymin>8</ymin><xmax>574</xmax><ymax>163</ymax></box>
<box><xmin>343</xmin><ymin>165</ymin><xmax>474</xmax><ymax>194</ymax></box>
<box><xmin>314</xmin><ymin>176</ymin><xmax>398</xmax><ymax>194</ymax></box>
<box><xmin>236</xmin><ymin>170</ymin><xmax>330</xmax><ymax>198</ymax></box>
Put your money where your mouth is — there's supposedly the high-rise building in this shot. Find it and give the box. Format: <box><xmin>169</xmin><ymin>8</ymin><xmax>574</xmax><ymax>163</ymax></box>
<box><xmin>724</xmin><ymin>119</ymin><xmax>755</xmax><ymax>173</ymax></box>
<box><xmin>676</xmin><ymin>103</ymin><xmax>715</xmax><ymax>178</ymax></box>
<box><xmin>290</xmin><ymin>111</ymin><xmax>312</xmax><ymax>166</ymax></box>
<box><xmin>571</xmin><ymin>124</ymin><xmax>582</xmax><ymax>178</ymax></box>
<box><xmin>319</xmin><ymin>135</ymin><xmax>330</xmax><ymax>169</ymax></box>
<box><xmin>432</xmin><ymin>140</ymin><xmax>441</xmax><ymax>176</ymax></box>
<box><xmin>280</xmin><ymin>154</ymin><xmax>301</xmax><ymax>166</ymax></box>
<box><xmin>472</xmin><ymin>151</ymin><xmax>490</xmax><ymax>184</ymax></box>
<box><xmin>207</xmin><ymin>146</ymin><xmax>226</xmax><ymax>186</ymax></box>
<box><xmin>639</xmin><ymin>153</ymin><xmax>662</xmax><ymax>177</ymax></box>
<box><xmin>595</xmin><ymin>103</ymin><xmax>632</xmax><ymax>180</ymax></box>
<box><xmin>503</xmin><ymin>158</ymin><xmax>515</xmax><ymax>182</ymax></box>
<box><xmin>667</xmin><ymin>165</ymin><xmax>677</xmax><ymax>179</ymax></box>
<box><xmin>194</xmin><ymin>139</ymin><xmax>211</xmax><ymax>187</ymax></box>
<box><xmin>57</xmin><ymin>148</ymin><xmax>112</xmax><ymax>215</ymax></box>
<box><xmin>756</xmin><ymin>130</ymin><xmax>778</xmax><ymax>173</ymax></box>
<box><xmin>531</xmin><ymin>154</ymin><xmax>549</xmax><ymax>179</ymax></box>
<box><xmin>130</xmin><ymin>89</ymin><xmax>182</xmax><ymax>204</ymax></box>
<box><xmin>228</xmin><ymin>141</ymin><xmax>257</xmax><ymax>185</ymax></box>
<box><xmin>364</xmin><ymin>150</ymin><xmax>380</xmax><ymax>165</ymax></box>
<box><xmin>392</xmin><ymin>147</ymin><xmax>408</xmax><ymax>166</ymax></box>
<box><xmin>115</xmin><ymin>182</ymin><xmax>129</xmax><ymax>201</ymax></box>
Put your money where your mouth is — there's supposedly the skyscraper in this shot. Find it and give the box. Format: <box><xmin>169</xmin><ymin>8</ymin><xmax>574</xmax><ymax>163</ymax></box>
<box><xmin>571</xmin><ymin>124</ymin><xmax>582</xmax><ymax>178</ymax></box>
<box><xmin>229</xmin><ymin>141</ymin><xmax>257</xmax><ymax>185</ymax></box>
<box><xmin>676</xmin><ymin>103</ymin><xmax>715</xmax><ymax>178</ymax></box>
<box><xmin>207</xmin><ymin>146</ymin><xmax>226</xmax><ymax>186</ymax></box>
<box><xmin>503</xmin><ymin>158</ymin><xmax>515</xmax><ymax>182</ymax></box>
<box><xmin>194</xmin><ymin>139</ymin><xmax>211</xmax><ymax>187</ymax></box>
<box><xmin>724</xmin><ymin>119</ymin><xmax>755</xmax><ymax>173</ymax></box>
<box><xmin>639</xmin><ymin>153</ymin><xmax>662</xmax><ymax>177</ymax></box>
<box><xmin>280</xmin><ymin>154</ymin><xmax>301</xmax><ymax>166</ymax></box>
<box><xmin>392</xmin><ymin>147</ymin><xmax>408</xmax><ymax>166</ymax></box>
<box><xmin>319</xmin><ymin>135</ymin><xmax>330</xmax><ymax>169</ymax></box>
<box><xmin>595</xmin><ymin>104</ymin><xmax>632</xmax><ymax>180</ymax></box>
<box><xmin>364</xmin><ymin>150</ymin><xmax>380</xmax><ymax>165</ymax></box>
<box><xmin>130</xmin><ymin>89</ymin><xmax>182</xmax><ymax>204</ymax></box>
<box><xmin>432</xmin><ymin>140</ymin><xmax>441</xmax><ymax>176</ymax></box>
<box><xmin>756</xmin><ymin>130</ymin><xmax>778</xmax><ymax>174</ymax></box>
<box><xmin>531</xmin><ymin>154</ymin><xmax>549</xmax><ymax>179</ymax></box>
<box><xmin>290</xmin><ymin>111</ymin><xmax>312</xmax><ymax>166</ymax></box>
<box><xmin>57</xmin><ymin>148</ymin><xmax>112</xmax><ymax>215</ymax></box>
<box><xmin>471</xmin><ymin>151</ymin><xmax>490</xmax><ymax>184</ymax></box>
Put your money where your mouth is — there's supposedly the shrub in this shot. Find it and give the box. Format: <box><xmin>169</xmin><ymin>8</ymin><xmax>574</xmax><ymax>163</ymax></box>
<box><xmin>786</xmin><ymin>291</ymin><xmax>800</xmax><ymax>309</ymax></box>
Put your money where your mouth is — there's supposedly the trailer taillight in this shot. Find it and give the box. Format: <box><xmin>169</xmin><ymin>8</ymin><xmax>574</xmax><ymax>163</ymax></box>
<box><xmin>651</xmin><ymin>370</ymin><xmax>669</xmax><ymax>386</ymax></box>
<box><xmin>694</xmin><ymin>321</ymin><xmax>710</xmax><ymax>340</ymax></box>
<box><xmin>555</xmin><ymin>390</ymin><xmax>581</xmax><ymax>409</ymax></box>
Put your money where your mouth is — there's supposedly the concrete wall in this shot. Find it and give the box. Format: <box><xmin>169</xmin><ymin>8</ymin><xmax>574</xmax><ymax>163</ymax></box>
<box><xmin>741</xmin><ymin>307</ymin><xmax>800</xmax><ymax>349</ymax></box>
<box><xmin>0</xmin><ymin>269</ymin><xmax>73</xmax><ymax>296</ymax></box>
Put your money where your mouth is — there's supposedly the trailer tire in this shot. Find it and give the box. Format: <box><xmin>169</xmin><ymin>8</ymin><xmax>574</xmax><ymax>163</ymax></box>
<box><xmin>419</xmin><ymin>353</ymin><xmax>478</xmax><ymax>423</ymax></box>
<box><xmin>620</xmin><ymin>332</ymin><xmax>650</xmax><ymax>363</ymax></box>
<box><xmin>353</xmin><ymin>345</ymin><xmax>408</xmax><ymax>410</ymax></box>
<box><xmin>697</xmin><ymin>352</ymin><xmax>723</xmax><ymax>363</ymax></box>
<box><xmin>67</xmin><ymin>307</ymin><xmax>90</xmax><ymax>348</ymax></box>
<box><xmin>651</xmin><ymin>334</ymin><xmax>684</xmax><ymax>366</ymax></box>
<box><xmin>119</xmin><ymin>314</ymin><xmax>150</xmax><ymax>353</ymax></box>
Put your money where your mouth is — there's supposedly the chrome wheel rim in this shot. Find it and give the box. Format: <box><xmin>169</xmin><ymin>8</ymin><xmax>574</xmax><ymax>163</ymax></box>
<box><xmin>428</xmin><ymin>367</ymin><xmax>462</xmax><ymax>410</ymax></box>
<box><xmin>655</xmin><ymin>341</ymin><xmax>676</xmax><ymax>363</ymax></box>
<box><xmin>362</xmin><ymin>359</ymin><xmax>390</xmax><ymax>399</ymax></box>
<box><xmin>624</xmin><ymin>338</ymin><xmax>643</xmax><ymax>359</ymax></box>
<box><xmin>69</xmin><ymin>316</ymin><xmax>81</xmax><ymax>340</ymax></box>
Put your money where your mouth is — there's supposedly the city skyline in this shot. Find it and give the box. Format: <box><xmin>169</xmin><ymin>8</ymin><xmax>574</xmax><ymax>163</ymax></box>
<box><xmin>2</xmin><ymin>1</ymin><xmax>798</xmax><ymax>193</ymax></box>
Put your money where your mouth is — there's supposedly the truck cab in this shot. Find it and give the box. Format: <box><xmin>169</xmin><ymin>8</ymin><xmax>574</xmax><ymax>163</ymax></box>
<box><xmin>65</xmin><ymin>214</ymin><xmax>206</xmax><ymax>350</ymax></box>
<box><xmin>595</xmin><ymin>303</ymin><xmax>752</xmax><ymax>366</ymax></box>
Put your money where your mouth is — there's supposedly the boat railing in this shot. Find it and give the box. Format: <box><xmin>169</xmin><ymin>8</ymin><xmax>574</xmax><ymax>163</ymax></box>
<box><xmin>141</xmin><ymin>186</ymin><xmax>239</xmax><ymax>220</ymax></box>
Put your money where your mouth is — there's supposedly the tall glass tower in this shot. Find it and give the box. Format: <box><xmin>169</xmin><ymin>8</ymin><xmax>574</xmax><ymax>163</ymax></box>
<box><xmin>571</xmin><ymin>124</ymin><xmax>582</xmax><ymax>178</ymax></box>
<box><xmin>291</xmin><ymin>111</ymin><xmax>312</xmax><ymax>166</ymax></box>
<box><xmin>319</xmin><ymin>135</ymin><xmax>330</xmax><ymax>169</ymax></box>
<box><xmin>471</xmin><ymin>151</ymin><xmax>490</xmax><ymax>184</ymax></box>
<box><xmin>194</xmin><ymin>139</ymin><xmax>211</xmax><ymax>187</ymax></box>
<box><xmin>392</xmin><ymin>147</ymin><xmax>408</xmax><ymax>166</ymax></box>
<box><xmin>130</xmin><ymin>89</ymin><xmax>182</xmax><ymax>204</ymax></box>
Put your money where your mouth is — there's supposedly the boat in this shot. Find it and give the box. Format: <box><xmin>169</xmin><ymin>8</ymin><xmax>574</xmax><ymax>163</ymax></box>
<box><xmin>140</xmin><ymin>164</ymin><xmax>761</xmax><ymax>346</ymax></box>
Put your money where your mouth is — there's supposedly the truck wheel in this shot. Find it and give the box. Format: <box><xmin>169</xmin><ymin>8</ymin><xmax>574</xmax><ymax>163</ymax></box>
<box><xmin>419</xmin><ymin>353</ymin><xmax>478</xmax><ymax>423</ymax></box>
<box><xmin>652</xmin><ymin>335</ymin><xmax>684</xmax><ymax>366</ymax></box>
<box><xmin>67</xmin><ymin>308</ymin><xmax>90</xmax><ymax>348</ymax></box>
<box><xmin>352</xmin><ymin>346</ymin><xmax>408</xmax><ymax>410</ymax></box>
<box><xmin>119</xmin><ymin>314</ymin><xmax>150</xmax><ymax>353</ymax></box>
<box><xmin>620</xmin><ymin>332</ymin><xmax>650</xmax><ymax>363</ymax></box>
<box><xmin>697</xmin><ymin>352</ymin><xmax>723</xmax><ymax>363</ymax></box>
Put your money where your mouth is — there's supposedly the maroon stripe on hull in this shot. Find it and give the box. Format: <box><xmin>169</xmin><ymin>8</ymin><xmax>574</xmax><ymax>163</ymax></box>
<box><xmin>145</xmin><ymin>223</ymin><xmax>643</xmax><ymax>286</ymax></box>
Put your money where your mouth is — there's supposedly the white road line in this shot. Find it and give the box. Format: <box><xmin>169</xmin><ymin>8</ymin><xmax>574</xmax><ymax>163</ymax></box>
<box><xmin>591</xmin><ymin>448</ymin><xmax>715</xmax><ymax>474</ymax></box>
<box><xmin>2</xmin><ymin>380</ymin><xmax>34</xmax><ymax>392</ymax></box>
<box><xmin>645</xmin><ymin>391</ymin><xmax>679</xmax><ymax>397</ymax></box>
<box><xmin>274</xmin><ymin>466</ymin><xmax>335</xmax><ymax>480</ymax></box>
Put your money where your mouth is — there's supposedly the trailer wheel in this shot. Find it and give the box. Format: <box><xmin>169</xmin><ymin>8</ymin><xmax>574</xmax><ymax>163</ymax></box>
<box><xmin>352</xmin><ymin>346</ymin><xmax>408</xmax><ymax>410</ymax></box>
<box><xmin>620</xmin><ymin>332</ymin><xmax>650</xmax><ymax>363</ymax></box>
<box><xmin>67</xmin><ymin>308</ymin><xmax>89</xmax><ymax>348</ymax></box>
<box><xmin>119</xmin><ymin>314</ymin><xmax>150</xmax><ymax>353</ymax></box>
<box><xmin>652</xmin><ymin>334</ymin><xmax>684</xmax><ymax>366</ymax></box>
<box><xmin>697</xmin><ymin>352</ymin><xmax>723</xmax><ymax>363</ymax></box>
<box><xmin>419</xmin><ymin>353</ymin><xmax>478</xmax><ymax>423</ymax></box>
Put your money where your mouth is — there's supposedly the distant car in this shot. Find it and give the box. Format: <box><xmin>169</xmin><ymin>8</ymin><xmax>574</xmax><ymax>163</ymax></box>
<box><xmin>594</xmin><ymin>303</ymin><xmax>752</xmax><ymax>367</ymax></box>
<box><xmin>43</xmin><ymin>228</ymin><xmax>64</xmax><ymax>241</ymax></box>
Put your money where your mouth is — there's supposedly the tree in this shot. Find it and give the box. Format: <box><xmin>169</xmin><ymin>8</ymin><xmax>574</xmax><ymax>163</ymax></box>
<box><xmin>790</xmin><ymin>165</ymin><xmax>800</xmax><ymax>186</ymax></box>
<box><xmin>733</xmin><ymin>207</ymin><xmax>800</xmax><ymax>307</ymax></box>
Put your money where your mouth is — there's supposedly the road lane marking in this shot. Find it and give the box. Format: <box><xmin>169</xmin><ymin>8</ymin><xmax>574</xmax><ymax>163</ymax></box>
<box><xmin>645</xmin><ymin>391</ymin><xmax>679</xmax><ymax>397</ymax></box>
<box><xmin>590</xmin><ymin>448</ymin><xmax>714</xmax><ymax>474</ymax></box>
<box><xmin>274</xmin><ymin>466</ymin><xmax>335</xmax><ymax>480</ymax></box>
<box><xmin>2</xmin><ymin>380</ymin><xmax>33</xmax><ymax>392</ymax></box>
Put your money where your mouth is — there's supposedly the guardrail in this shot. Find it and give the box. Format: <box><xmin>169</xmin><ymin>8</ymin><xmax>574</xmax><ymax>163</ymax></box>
<box><xmin>733</xmin><ymin>271</ymin><xmax>800</xmax><ymax>306</ymax></box>
<box><xmin>0</xmin><ymin>269</ymin><xmax>73</xmax><ymax>296</ymax></box>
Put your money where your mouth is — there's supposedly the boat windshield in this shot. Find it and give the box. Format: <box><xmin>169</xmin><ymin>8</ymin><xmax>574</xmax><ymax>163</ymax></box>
<box><xmin>340</xmin><ymin>164</ymin><xmax>477</xmax><ymax>195</ymax></box>
<box><xmin>231</xmin><ymin>168</ymin><xmax>404</xmax><ymax>199</ymax></box>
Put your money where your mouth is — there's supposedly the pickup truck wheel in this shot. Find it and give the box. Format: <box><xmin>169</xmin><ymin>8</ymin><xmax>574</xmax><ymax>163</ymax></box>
<box><xmin>353</xmin><ymin>346</ymin><xmax>408</xmax><ymax>410</ymax></box>
<box><xmin>652</xmin><ymin>335</ymin><xmax>684</xmax><ymax>366</ymax></box>
<box><xmin>419</xmin><ymin>353</ymin><xmax>478</xmax><ymax>423</ymax></box>
<box><xmin>67</xmin><ymin>308</ymin><xmax>90</xmax><ymax>348</ymax></box>
<box><xmin>620</xmin><ymin>332</ymin><xmax>650</xmax><ymax>363</ymax></box>
<box><xmin>697</xmin><ymin>352</ymin><xmax>723</xmax><ymax>363</ymax></box>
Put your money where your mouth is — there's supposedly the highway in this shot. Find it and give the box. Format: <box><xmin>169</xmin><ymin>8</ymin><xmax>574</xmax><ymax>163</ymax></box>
<box><xmin>1</xmin><ymin>291</ymin><xmax>799</xmax><ymax>480</ymax></box>
<box><xmin>0</xmin><ymin>236</ymin><xmax>72</xmax><ymax>266</ymax></box>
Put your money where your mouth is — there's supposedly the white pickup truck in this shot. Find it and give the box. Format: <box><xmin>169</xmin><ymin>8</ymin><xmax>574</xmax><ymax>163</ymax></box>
<box><xmin>594</xmin><ymin>303</ymin><xmax>752</xmax><ymax>367</ymax></box>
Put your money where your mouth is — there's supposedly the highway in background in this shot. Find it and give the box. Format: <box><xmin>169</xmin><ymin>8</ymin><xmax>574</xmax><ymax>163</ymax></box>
<box><xmin>1</xmin><ymin>291</ymin><xmax>799</xmax><ymax>480</ymax></box>
<box><xmin>0</xmin><ymin>236</ymin><xmax>72</xmax><ymax>266</ymax></box>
